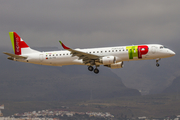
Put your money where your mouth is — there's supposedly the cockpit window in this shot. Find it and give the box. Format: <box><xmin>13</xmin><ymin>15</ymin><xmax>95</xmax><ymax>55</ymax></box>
<box><xmin>160</xmin><ymin>46</ymin><xmax>163</xmax><ymax>49</ymax></box>
<box><xmin>160</xmin><ymin>46</ymin><xmax>168</xmax><ymax>49</ymax></box>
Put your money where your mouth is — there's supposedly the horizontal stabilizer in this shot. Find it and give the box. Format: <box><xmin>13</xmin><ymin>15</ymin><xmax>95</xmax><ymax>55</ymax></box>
<box><xmin>3</xmin><ymin>52</ymin><xmax>27</xmax><ymax>59</ymax></box>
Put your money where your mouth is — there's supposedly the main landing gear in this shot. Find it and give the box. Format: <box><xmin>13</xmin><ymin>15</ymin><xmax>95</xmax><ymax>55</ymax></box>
<box><xmin>88</xmin><ymin>66</ymin><xmax>99</xmax><ymax>74</ymax></box>
<box><xmin>156</xmin><ymin>59</ymin><xmax>161</xmax><ymax>67</ymax></box>
<box><xmin>88</xmin><ymin>66</ymin><xmax>94</xmax><ymax>71</ymax></box>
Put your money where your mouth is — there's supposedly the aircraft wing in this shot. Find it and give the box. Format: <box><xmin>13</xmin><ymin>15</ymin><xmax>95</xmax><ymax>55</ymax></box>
<box><xmin>59</xmin><ymin>41</ymin><xmax>101</xmax><ymax>64</ymax></box>
<box><xmin>3</xmin><ymin>52</ymin><xmax>27</xmax><ymax>60</ymax></box>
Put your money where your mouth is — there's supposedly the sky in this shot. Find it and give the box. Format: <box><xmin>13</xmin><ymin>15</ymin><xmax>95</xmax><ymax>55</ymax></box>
<box><xmin>1</xmin><ymin>0</ymin><xmax>180</xmax><ymax>50</ymax></box>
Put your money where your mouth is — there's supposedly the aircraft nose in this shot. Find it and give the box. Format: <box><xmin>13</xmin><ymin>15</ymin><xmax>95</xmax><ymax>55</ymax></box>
<box><xmin>169</xmin><ymin>50</ymin><xmax>176</xmax><ymax>56</ymax></box>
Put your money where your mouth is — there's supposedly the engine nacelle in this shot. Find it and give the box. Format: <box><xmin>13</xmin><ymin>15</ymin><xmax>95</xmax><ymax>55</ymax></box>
<box><xmin>104</xmin><ymin>62</ymin><xmax>124</xmax><ymax>69</ymax></box>
<box><xmin>100</xmin><ymin>56</ymin><xmax>116</xmax><ymax>65</ymax></box>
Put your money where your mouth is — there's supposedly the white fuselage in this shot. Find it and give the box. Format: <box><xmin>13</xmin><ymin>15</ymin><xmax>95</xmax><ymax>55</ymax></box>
<box><xmin>16</xmin><ymin>44</ymin><xmax>175</xmax><ymax>67</ymax></box>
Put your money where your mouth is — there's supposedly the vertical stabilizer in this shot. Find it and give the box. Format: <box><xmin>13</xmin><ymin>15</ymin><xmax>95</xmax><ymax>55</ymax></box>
<box><xmin>9</xmin><ymin>32</ymin><xmax>40</xmax><ymax>55</ymax></box>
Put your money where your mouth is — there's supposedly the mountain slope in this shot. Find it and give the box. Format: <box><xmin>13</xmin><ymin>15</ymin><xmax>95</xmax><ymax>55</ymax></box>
<box><xmin>0</xmin><ymin>51</ymin><xmax>140</xmax><ymax>101</ymax></box>
<box><xmin>162</xmin><ymin>76</ymin><xmax>180</xmax><ymax>94</ymax></box>
<box><xmin>112</xmin><ymin>55</ymin><xmax>180</xmax><ymax>94</ymax></box>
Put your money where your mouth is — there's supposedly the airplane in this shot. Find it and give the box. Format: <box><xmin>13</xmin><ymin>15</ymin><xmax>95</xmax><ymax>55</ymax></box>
<box><xmin>4</xmin><ymin>32</ymin><xmax>175</xmax><ymax>74</ymax></box>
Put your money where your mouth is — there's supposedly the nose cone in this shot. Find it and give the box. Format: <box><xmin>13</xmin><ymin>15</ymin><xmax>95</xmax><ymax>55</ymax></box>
<box><xmin>169</xmin><ymin>50</ymin><xmax>176</xmax><ymax>56</ymax></box>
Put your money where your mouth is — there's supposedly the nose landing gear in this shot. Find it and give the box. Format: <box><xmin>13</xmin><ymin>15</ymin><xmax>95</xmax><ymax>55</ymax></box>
<box><xmin>156</xmin><ymin>62</ymin><xmax>160</xmax><ymax>67</ymax></box>
<box><xmin>156</xmin><ymin>59</ymin><xmax>161</xmax><ymax>67</ymax></box>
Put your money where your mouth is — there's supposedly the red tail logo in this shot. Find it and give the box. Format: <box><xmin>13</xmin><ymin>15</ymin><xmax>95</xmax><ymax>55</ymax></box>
<box><xmin>13</xmin><ymin>32</ymin><xmax>29</xmax><ymax>55</ymax></box>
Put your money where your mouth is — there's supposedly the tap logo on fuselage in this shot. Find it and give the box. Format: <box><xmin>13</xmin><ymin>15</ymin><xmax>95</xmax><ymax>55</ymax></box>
<box><xmin>126</xmin><ymin>45</ymin><xmax>149</xmax><ymax>59</ymax></box>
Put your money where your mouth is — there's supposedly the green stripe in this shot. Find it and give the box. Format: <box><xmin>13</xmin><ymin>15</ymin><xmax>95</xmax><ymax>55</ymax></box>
<box><xmin>59</xmin><ymin>41</ymin><xmax>63</xmax><ymax>45</ymax></box>
<box><xmin>9</xmin><ymin>32</ymin><xmax>15</xmax><ymax>53</ymax></box>
<box><xmin>126</xmin><ymin>46</ymin><xmax>138</xmax><ymax>59</ymax></box>
<box><xmin>126</xmin><ymin>46</ymin><xmax>133</xmax><ymax>59</ymax></box>
<box><xmin>132</xmin><ymin>46</ymin><xmax>138</xmax><ymax>57</ymax></box>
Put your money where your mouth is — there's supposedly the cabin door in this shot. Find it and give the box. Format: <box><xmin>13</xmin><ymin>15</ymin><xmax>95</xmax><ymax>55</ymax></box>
<box><xmin>39</xmin><ymin>54</ymin><xmax>44</xmax><ymax>62</ymax></box>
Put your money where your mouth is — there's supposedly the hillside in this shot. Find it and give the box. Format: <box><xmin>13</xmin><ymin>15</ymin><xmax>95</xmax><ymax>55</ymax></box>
<box><xmin>1</xmin><ymin>94</ymin><xmax>180</xmax><ymax>117</ymax></box>
<box><xmin>162</xmin><ymin>76</ymin><xmax>180</xmax><ymax>94</ymax></box>
<box><xmin>112</xmin><ymin>55</ymin><xmax>180</xmax><ymax>94</ymax></box>
<box><xmin>0</xmin><ymin>51</ymin><xmax>140</xmax><ymax>101</ymax></box>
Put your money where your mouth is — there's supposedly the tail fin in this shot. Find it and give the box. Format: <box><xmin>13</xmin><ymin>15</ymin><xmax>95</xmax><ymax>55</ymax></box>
<box><xmin>9</xmin><ymin>32</ymin><xmax>40</xmax><ymax>55</ymax></box>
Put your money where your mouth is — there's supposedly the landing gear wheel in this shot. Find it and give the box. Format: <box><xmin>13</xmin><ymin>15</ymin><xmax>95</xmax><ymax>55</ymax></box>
<box><xmin>156</xmin><ymin>63</ymin><xmax>160</xmax><ymax>67</ymax></box>
<box><xmin>156</xmin><ymin>59</ymin><xmax>161</xmax><ymax>67</ymax></box>
<box><xmin>88</xmin><ymin>66</ymin><xmax>94</xmax><ymax>71</ymax></box>
<box><xmin>94</xmin><ymin>68</ymin><xmax>99</xmax><ymax>74</ymax></box>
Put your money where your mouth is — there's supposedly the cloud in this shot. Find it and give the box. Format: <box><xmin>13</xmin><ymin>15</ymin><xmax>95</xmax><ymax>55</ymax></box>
<box><xmin>1</xmin><ymin>0</ymin><xmax>180</xmax><ymax>49</ymax></box>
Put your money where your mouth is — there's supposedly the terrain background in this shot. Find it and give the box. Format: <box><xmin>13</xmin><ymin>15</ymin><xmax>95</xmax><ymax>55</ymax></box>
<box><xmin>1</xmin><ymin>48</ymin><xmax>180</xmax><ymax>117</ymax></box>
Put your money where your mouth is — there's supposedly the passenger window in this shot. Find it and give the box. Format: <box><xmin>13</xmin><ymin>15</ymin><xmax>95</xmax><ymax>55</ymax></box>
<box><xmin>60</xmin><ymin>54</ymin><xmax>61</xmax><ymax>56</ymax></box>
<box><xmin>56</xmin><ymin>54</ymin><xmax>58</xmax><ymax>56</ymax></box>
<box><xmin>116</xmin><ymin>50</ymin><xmax>117</xmax><ymax>52</ymax></box>
<box><xmin>109</xmin><ymin>50</ymin><xmax>110</xmax><ymax>52</ymax></box>
<box><xmin>101</xmin><ymin>51</ymin><xmax>103</xmax><ymax>53</ymax></box>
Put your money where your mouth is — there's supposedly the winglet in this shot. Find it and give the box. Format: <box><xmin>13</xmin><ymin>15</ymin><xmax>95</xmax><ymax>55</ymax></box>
<box><xmin>59</xmin><ymin>41</ymin><xmax>70</xmax><ymax>49</ymax></box>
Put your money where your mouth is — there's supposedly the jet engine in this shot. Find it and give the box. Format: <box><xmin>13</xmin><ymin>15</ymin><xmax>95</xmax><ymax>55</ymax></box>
<box><xmin>100</xmin><ymin>56</ymin><xmax>116</xmax><ymax>65</ymax></box>
<box><xmin>104</xmin><ymin>62</ymin><xmax>124</xmax><ymax>69</ymax></box>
